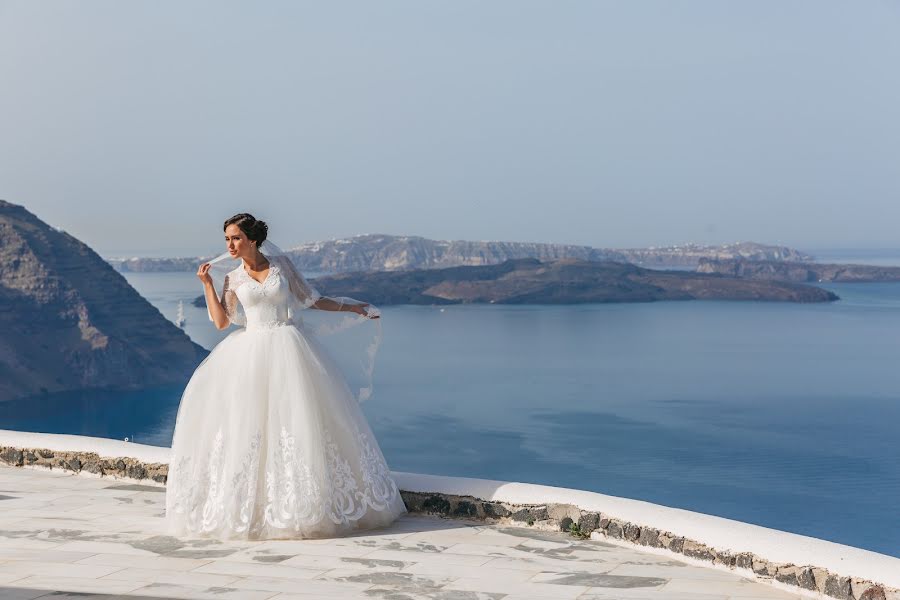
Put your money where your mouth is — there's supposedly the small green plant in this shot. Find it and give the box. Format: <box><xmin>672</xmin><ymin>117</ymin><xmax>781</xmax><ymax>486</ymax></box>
<box><xmin>568</xmin><ymin>522</ymin><xmax>589</xmax><ymax>539</ymax></box>
<box><xmin>526</xmin><ymin>517</ymin><xmax>535</xmax><ymax>526</ymax></box>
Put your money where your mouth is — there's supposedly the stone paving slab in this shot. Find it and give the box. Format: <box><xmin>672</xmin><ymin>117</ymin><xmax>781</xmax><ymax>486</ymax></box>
<box><xmin>0</xmin><ymin>464</ymin><xmax>806</xmax><ymax>600</ymax></box>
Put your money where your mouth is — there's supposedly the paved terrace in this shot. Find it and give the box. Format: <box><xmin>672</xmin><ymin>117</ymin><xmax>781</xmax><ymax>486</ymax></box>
<box><xmin>0</xmin><ymin>464</ymin><xmax>806</xmax><ymax>600</ymax></box>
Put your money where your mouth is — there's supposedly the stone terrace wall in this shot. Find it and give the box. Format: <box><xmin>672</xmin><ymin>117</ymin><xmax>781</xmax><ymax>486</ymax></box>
<box><xmin>1</xmin><ymin>445</ymin><xmax>896</xmax><ymax>600</ymax></box>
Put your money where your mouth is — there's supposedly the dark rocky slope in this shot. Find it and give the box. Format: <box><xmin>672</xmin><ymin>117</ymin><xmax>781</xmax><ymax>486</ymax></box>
<box><xmin>293</xmin><ymin>258</ymin><xmax>838</xmax><ymax>305</ymax></box>
<box><xmin>0</xmin><ymin>200</ymin><xmax>207</xmax><ymax>402</ymax></box>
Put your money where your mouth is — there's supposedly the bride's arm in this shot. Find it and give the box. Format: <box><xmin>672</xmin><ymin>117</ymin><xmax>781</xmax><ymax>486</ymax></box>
<box><xmin>276</xmin><ymin>255</ymin><xmax>378</xmax><ymax>319</ymax></box>
<box><xmin>198</xmin><ymin>263</ymin><xmax>232</xmax><ymax>330</ymax></box>
<box><xmin>310</xmin><ymin>296</ymin><xmax>374</xmax><ymax>317</ymax></box>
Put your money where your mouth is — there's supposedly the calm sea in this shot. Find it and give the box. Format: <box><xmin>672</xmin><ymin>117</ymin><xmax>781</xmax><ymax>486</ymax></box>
<box><xmin>3</xmin><ymin>264</ymin><xmax>899</xmax><ymax>557</ymax></box>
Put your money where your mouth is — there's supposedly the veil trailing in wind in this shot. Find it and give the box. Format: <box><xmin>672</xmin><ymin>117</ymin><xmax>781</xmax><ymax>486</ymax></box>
<box><xmin>203</xmin><ymin>240</ymin><xmax>382</xmax><ymax>403</ymax></box>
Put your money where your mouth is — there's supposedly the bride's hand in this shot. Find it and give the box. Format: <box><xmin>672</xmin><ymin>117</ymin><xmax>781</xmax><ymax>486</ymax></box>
<box><xmin>353</xmin><ymin>303</ymin><xmax>379</xmax><ymax>319</ymax></box>
<box><xmin>197</xmin><ymin>263</ymin><xmax>213</xmax><ymax>286</ymax></box>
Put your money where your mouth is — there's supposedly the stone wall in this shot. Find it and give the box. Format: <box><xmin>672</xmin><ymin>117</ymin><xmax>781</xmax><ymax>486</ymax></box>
<box><xmin>1</xmin><ymin>445</ymin><xmax>895</xmax><ymax>600</ymax></box>
<box><xmin>0</xmin><ymin>446</ymin><xmax>168</xmax><ymax>483</ymax></box>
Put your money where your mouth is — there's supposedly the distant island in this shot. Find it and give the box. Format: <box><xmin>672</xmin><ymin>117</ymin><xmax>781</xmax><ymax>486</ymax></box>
<box><xmin>698</xmin><ymin>259</ymin><xmax>900</xmax><ymax>283</ymax></box>
<box><xmin>0</xmin><ymin>200</ymin><xmax>208</xmax><ymax>403</ymax></box>
<box><xmin>110</xmin><ymin>234</ymin><xmax>812</xmax><ymax>273</ymax></box>
<box><xmin>193</xmin><ymin>257</ymin><xmax>838</xmax><ymax>307</ymax></box>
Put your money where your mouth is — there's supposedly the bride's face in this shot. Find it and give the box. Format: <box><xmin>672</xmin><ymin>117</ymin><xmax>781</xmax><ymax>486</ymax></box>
<box><xmin>224</xmin><ymin>224</ymin><xmax>253</xmax><ymax>259</ymax></box>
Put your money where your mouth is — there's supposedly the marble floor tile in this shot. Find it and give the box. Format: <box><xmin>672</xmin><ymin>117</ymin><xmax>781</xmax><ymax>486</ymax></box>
<box><xmin>75</xmin><ymin>553</ymin><xmax>214</xmax><ymax>571</ymax></box>
<box><xmin>0</xmin><ymin>464</ymin><xmax>814</xmax><ymax>600</ymax></box>
<box><xmin>192</xmin><ymin>559</ymin><xmax>325</xmax><ymax>580</ymax></box>
<box><xmin>123</xmin><ymin>581</ymin><xmax>277</xmax><ymax>599</ymax></box>
<box><xmin>100</xmin><ymin>566</ymin><xmax>240</xmax><ymax>587</ymax></box>
<box><xmin>0</xmin><ymin>560</ymin><xmax>125</xmax><ymax>579</ymax></box>
<box><xmin>444</xmin><ymin>576</ymin><xmax>589</xmax><ymax>598</ymax></box>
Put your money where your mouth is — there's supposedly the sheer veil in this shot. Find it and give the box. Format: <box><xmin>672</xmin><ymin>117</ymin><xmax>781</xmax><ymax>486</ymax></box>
<box><xmin>204</xmin><ymin>240</ymin><xmax>382</xmax><ymax>403</ymax></box>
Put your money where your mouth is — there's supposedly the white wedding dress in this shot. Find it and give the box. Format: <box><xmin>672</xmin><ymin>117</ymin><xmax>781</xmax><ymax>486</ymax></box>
<box><xmin>165</xmin><ymin>254</ymin><xmax>406</xmax><ymax>540</ymax></box>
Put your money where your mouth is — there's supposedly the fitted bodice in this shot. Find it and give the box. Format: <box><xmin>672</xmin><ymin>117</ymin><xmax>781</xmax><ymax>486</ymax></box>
<box><xmin>216</xmin><ymin>254</ymin><xmax>320</xmax><ymax>331</ymax></box>
<box><xmin>229</xmin><ymin>262</ymin><xmax>295</xmax><ymax>330</ymax></box>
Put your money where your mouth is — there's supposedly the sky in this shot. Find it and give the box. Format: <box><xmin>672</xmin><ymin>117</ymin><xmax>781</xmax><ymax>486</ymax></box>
<box><xmin>1</xmin><ymin>1</ymin><xmax>898</xmax><ymax>258</ymax></box>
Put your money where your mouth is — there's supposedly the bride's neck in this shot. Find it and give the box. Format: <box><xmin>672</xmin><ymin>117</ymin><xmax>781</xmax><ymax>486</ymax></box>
<box><xmin>243</xmin><ymin>250</ymin><xmax>268</xmax><ymax>271</ymax></box>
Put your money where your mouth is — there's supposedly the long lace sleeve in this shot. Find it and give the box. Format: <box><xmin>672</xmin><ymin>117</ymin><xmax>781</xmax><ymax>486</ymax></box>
<box><xmin>222</xmin><ymin>275</ymin><xmax>246</xmax><ymax>326</ymax></box>
<box><xmin>206</xmin><ymin>273</ymin><xmax>246</xmax><ymax>327</ymax></box>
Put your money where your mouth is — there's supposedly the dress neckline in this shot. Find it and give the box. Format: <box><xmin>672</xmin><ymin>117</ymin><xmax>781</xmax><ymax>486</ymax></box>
<box><xmin>241</xmin><ymin>260</ymin><xmax>274</xmax><ymax>286</ymax></box>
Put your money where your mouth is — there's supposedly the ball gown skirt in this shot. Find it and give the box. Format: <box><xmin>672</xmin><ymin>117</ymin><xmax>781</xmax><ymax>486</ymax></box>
<box><xmin>164</xmin><ymin>320</ymin><xmax>407</xmax><ymax>540</ymax></box>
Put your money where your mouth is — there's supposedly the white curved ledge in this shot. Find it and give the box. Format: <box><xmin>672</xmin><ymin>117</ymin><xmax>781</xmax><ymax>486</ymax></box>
<box><xmin>0</xmin><ymin>429</ymin><xmax>170</xmax><ymax>464</ymax></box>
<box><xmin>392</xmin><ymin>471</ymin><xmax>900</xmax><ymax>589</ymax></box>
<box><xmin>2</xmin><ymin>429</ymin><xmax>898</xmax><ymax>589</ymax></box>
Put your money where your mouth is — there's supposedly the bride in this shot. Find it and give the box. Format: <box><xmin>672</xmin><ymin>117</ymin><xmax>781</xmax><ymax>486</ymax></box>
<box><xmin>165</xmin><ymin>213</ymin><xmax>406</xmax><ymax>540</ymax></box>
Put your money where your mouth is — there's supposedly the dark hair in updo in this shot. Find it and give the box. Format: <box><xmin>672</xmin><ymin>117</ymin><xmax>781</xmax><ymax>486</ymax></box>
<box><xmin>224</xmin><ymin>213</ymin><xmax>268</xmax><ymax>247</ymax></box>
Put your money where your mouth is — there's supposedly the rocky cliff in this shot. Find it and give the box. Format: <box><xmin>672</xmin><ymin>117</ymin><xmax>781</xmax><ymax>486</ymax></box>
<box><xmin>0</xmin><ymin>200</ymin><xmax>208</xmax><ymax>402</ymax></box>
<box><xmin>111</xmin><ymin>234</ymin><xmax>810</xmax><ymax>273</ymax></box>
<box><xmin>615</xmin><ymin>242</ymin><xmax>811</xmax><ymax>268</ymax></box>
<box><xmin>697</xmin><ymin>259</ymin><xmax>900</xmax><ymax>283</ymax></box>
<box><xmin>302</xmin><ymin>258</ymin><xmax>838</xmax><ymax>305</ymax></box>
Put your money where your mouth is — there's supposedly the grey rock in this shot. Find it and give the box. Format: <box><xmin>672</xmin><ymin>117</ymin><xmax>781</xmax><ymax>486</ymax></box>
<box><xmin>452</xmin><ymin>501</ymin><xmax>477</xmax><ymax>518</ymax></box>
<box><xmin>825</xmin><ymin>574</ymin><xmax>852</xmax><ymax>599</ymax></box>
<box><xmin>775</xmin><ymin>565</ymin><xmax>801</xmax><ymax>586</ymax></box>
<box><xmin>577</xmin><ymin>512</ymin><xmax>600</xmax><ymax>534</ymax></box>
<box><xmin>422</xmin><ymin>495</ymin><xmax>451</xmax><ymax>515</ymax></box>
<box><xmin>510</xmin><ymin>506</ymin><xmax>548</xmax><ymax>523</ymax></box>
<box><xmin>752</xmin><ymin>558</ymin><xmax>772</xmax><ymax>576</ymax></box>
<box><xmin>797</xmin><ymin>567</ymin><xmax>818</xmax><ymax>590</ymax></box>
<box><xmin>398</xmin><ymin>491</ymin><xmax>425</xmax><ymax>512</ymax></box>
<box><xmin>637</xmin><ymin>527</ymin><xmax>660</xmax><ymax>548</ymax></box>
<box><xmin>713</xmin><ymin>550</ymin><xmax>735</xmax><ymax>567</ymax></box>
<box><xmin>81</xmin><ymin>460</ymin><xmax>103</xmax><ymax>474</ymax></box>
<box><xmin>482</xmin><ymin>502</ymin><xmax>511</xmax><ymax>518</ymax></box>
<box><xmin>852</xmin><ymin>579</ymin><xmax>887</xmax><ymax>600</ymax></box>
<box><xmin>126</xmin><ymin>464</ymin><xmax>147</xmax><ymax>480</ymax></box>
<box><xmin>547</xmin><ymin>503</ymin><xmax>581</xmax><ymax>523</ymax></box>
<box><xmin>606</xmin><ymin>520</ymin><xmax>624</xmax><ymax>539</ymax></box>
<box><xmin>813</xmin><ymin>567</ymin><xmax>830</xmax><ymax>592</ymax></box>
<box><xmin>0</xmin><ymin>447</ymin><xmax>23</xmax><ymax>466</ymax></box>
<box><xmin>623</xmin><ymin>523</ymin><xmax>641</xmax><ymax>542</ymax></box>
<box><xmin>682</xmin><ymin>540</ymin><xmax>714</xmax><ymax>562</ymax></box>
